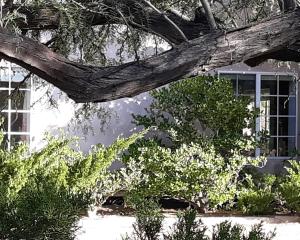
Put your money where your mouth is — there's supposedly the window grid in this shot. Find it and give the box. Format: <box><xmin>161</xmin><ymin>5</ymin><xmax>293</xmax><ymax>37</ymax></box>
<box><xmin>219</xmin><ymin>71</ymin><xmax>298</xmax><ymax>158</ymax></box>
<box><xmin>0</xmin><ymin>61</ymin><xmax>31</xmax><ymax>149</ymax></box>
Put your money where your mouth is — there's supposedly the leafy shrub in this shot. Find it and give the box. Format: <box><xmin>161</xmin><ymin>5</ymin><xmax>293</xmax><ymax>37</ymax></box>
<box><xmin>122</xmin><ymin>139</ymin><xmax>263</xmax><ymax>212</ymax></box>
<box><xmin>122</xmin><ymin>199</ymin><xmax>164</xmax><ymax>240</ymax></box>
<box><xmin>212</xmin><ymin>221</ymin><xmax>276</xmax><ymax>240</ymax></box>
<box><xmin>133</xmin><ymin>76</ymin><xmax>257</xmax><ymax>152</ymax></box>
<box><xmin>164</xmin><ymin>209</ymin><xmax>208</xmax><ymax>240</ymax></box>
<box><xmin>0</xmin><ymin>132</ymin><xmax>142</xmax><ymax>239</ymax></box>
<box><xmin>279</xmin><ymin>160</ymin><xmax>300</xmax><ymax>212</ymax></box>
<box><xmin>124</xmin><ymin>209</ymin><xmax>276</xmax><ymax>240</ymax></box>
<box><xmin>237</xmin><ymin>174</ymin><xmax>277</xmax><ymax>215</ymax></box>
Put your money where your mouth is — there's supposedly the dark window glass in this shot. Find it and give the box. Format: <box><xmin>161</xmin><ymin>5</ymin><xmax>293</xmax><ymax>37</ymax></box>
<box><xmin>0</xmin><ymin>112</ymin><xmax>8</xmax><ymax>131</ymax></box>
<box><xmin>10</xmin><ymin>112</ymin><xmax>29</xmax><ymax>132</ymax></box>
<box><xmin>278</xmin><ymin>137</ymin><xmax>296</xmax><ymax>156</ymax></box>
<box><xmin>279</xmin><ymin>97</ymin><xmax>296</xmax><ymax>116</ymax></box>
<box><xmin>278</xmin><ymin>117</ymin><xmax>296</xmax><ymax>136</ymax></box>
<box><xmin>279</xmin><ymin>75</ymin><xmax>295</xmax><ymax>95</ymax></box>
<box><xmin>238</xmin><ymin>74</ymin><xmax>256</xmax><ymax>95</ymax></box>
<box><xmin>11</xmin><ymin>81</ymin><xmax>30</xmax><ymax>89</ymax></box>
<box><xmin>260</xmin><ymin>116</ymin><xmax>277</xmax><ymax>135</ymax></box>
<box><xmin>0</xmin><ymin>134</ymin><xmax>8</xmax><ymax>149</ymax></box>
<box><xmin>260</xmin><ymin>97</ymin><xmax>277</xmax><ymax>115</ymax></box>
<box><xmin>261</xmin><ymin>75</ymin><xmax>277</xmax><ymax>95</ymax></box>
<box><xmin>220</xmin><ymin>73</ymin><xmax>237</xmax><ymax>94</ymax></box>
<box><xmin>11</xmin><ymin>91</ymin><xmax>30</xmax><ymax>110</ymax></box>
<box><xmin>267</xmin><ymin>137</ymin><xmax>278</xmax><ymax>157</ymax></box>
<box><xmin>10</xmin><ymin>135</ymin><xmax>29</xmax><ymax>147</ymax></box>
<box><xmin>0</xmin><ymin>90</ymin><xmax>9</xmax><ymax>110</ymax></box>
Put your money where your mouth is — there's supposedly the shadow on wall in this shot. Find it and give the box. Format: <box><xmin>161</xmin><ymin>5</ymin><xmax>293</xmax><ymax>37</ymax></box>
<box><xmin>31</xmin><ymin>89</ymin><xmax>152</xmax><ymax>158</ymax></box>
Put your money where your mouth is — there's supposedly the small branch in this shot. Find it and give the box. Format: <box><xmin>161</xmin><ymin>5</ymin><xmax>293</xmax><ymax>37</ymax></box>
<box><xmin>142</xmin><ymin>0</ymin><xmax>189</xmax><ymax>43</ymax></box>
<box><xmin>199</xmin><ymin>0</ymin><xmax>218</xmax><ymax>30</ymax></box>
<box><xmin>215</xmin><ymin>0</ymin><xmax>238</xmax><ymax>28</ymax></box>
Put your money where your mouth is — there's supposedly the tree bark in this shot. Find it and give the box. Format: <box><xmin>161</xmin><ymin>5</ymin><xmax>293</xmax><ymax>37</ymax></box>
<box><xmin>0</xmin><ymin>10</ymin><xmax>299</xmax><ymax>103</ymax></box>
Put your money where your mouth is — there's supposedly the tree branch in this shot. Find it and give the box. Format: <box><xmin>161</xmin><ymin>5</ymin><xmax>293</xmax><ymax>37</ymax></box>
<box><xmin>199</xmin><ymin>0</ymin><xmax>218</xmax><ymax>30</ymax></box>
<box><xmin>11</xmin><ymin>1</ymin><xmax>210</xmax><ymax>45</ymax></box>
<box><xmin>0</xmin><ymin>10</ymin><xmax>299</xmax><ymax>103</ymax></box>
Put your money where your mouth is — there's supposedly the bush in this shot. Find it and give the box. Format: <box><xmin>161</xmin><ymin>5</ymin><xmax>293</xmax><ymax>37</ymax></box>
<box><xmin>133</xmin><ymin>76</ymin><xmax>258</xmax><ymax>153</ymax></box>
<box><xmin>125</xmin><ymin>209</ymin><xmax>276</xmax><ymax>240</ymax></box>
<box><xmin>164</xmin><ymin>209</ymin><xmax>208</xmax><ymax>240</ymax></box>
<box><xmin>0</xmin><ymin>132</ymin><xmax>142</xmax><ymax>239</ymax></box>
<box><xmin>122</xmin><ymin>199</ymin><xmax>164</xmax><ymax>240</ymax></box>
<box><xmin>279</xmin><ymin>160</ymin><xmax>300</xmax><ymax>212</ymax></box>
<box><xmin>122</xmin><ymin>139</ymin><xmax>263</xmax><ymax>212</ymax></box>
<box><xmin>237</xmin><ymin>174</ymin><xmax>277</xmax><ymax>215</ymax></box>
<box><xmin>212</xmin><ymin>221</ymin><xmax>276</xmax><ymax>240</ymax></box>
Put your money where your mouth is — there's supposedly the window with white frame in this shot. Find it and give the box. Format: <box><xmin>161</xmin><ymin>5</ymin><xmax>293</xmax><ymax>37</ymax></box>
<box><xmin>219</xmin><ymin>72</ymin><xmax>297</xmax><ymax>158</ymax></box>
<box><xmin>0</xmin><ymin>61</ymin><xmax>31</xmax><ymax>149</ymax></box>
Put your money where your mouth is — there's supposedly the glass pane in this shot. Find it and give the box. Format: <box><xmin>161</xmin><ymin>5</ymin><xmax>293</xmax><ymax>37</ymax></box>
<box><xmin>278</xmin><ymin>117</ymin><xmax>296</xmax><ymax>136</ymax></box>
<box><xmin>11</xmin><ymin>81</ymin><xmax>30</xmax><ymax>89</ymax></box>
<box><xmin>220</xmin><ymin>73</ymin><xmax>237</xmax><ymax>94</ymax></box>
<box><xmin>237</xmin><ymin>74</ymin><xmax>256</xmax><ymax>95</ymax></box>
<box><xmin>0</xmin><ymin>112</ymin><xmax>8</xmax><ymax>131</ymax></box>
<box><xmin>261</xmin><ymin>76</ymin><xmax>277</xmax><ymax>95</ymax></box>
<box><xmin>10</xmin><ymin>112</ymin><xmax>29</xmax><ymax>132</ymax></box>
<box><xmin>0</xmin><ymin>90</ymin><xmax>9</xmax><ymax>110</ymax></box>
<box><xmin>279</xmin><ymin>75</ymin><xmax>295</xmax><ymax>95</ymax></box>
<box><xmin>10</xmin><ymin>135</ymin><xmax>29</xmax><ymax>147</ymax></box>
<box><xmin>0</xmin><ymin>134</ymin><xmax>8</xmax><ymax>149</ymax></box>
<box><xmin>0</xmin><ymin>67</ymin><xmax>10</xmax><ymax>82</ymax></box>
<box><xmin>11</xmin><ymin>67</ymin><xmax>26</xmax><ymax>82</ymax></box>
<box><xmin>11</xmin><ymin>91</ymin><xmax>30</xmax><ymax>110</ymax></box>
<box><xmin>278</xmin><ymin>137</ymin><xmax>296</xmax><ymax>156</ymax></box>
<box><xmin>260</xmin><ymin>116</ymin><xmax>277</xmax><ymax>135</ymax></box>
<box><xmin>262</xmin><ymin>137</ymin><xmax>277</xmax><ymax>157</ymax></box>
<box><xmin>278</xmin><ymin>97</ymin><xmax>296</xmax><ymax>116</ymax></box>
<box><xmin>260</xmin><ymin>97</ymin><xmax>277</xmax><ymax>115</ymax></box>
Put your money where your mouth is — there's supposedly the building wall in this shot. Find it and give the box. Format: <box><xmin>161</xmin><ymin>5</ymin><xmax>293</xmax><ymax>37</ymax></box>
<box><xmin>24</xmin><ymin>61</ymin><xmax>300</xmax><ymax>173</ymax></box>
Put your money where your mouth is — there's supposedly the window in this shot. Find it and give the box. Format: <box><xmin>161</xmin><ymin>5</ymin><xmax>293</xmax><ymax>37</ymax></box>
<box><xmin>219</xmin><ymin>72</ymin><xmax>297</xmax><ymax>158</ymax></box>
<box><xmin>0</xmin><ymin>61</ymin><xmax>31</xmax><ymax>149</ymax></box>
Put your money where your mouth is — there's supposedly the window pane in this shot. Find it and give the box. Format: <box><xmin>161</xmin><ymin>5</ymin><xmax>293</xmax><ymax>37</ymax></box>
<box><xmin>260</xmin><ymin>116</ymin><xmax>277</xmax><ymax>135</ymax></box>
<box><xmin>261</xmin><ymin>75</ymin><xmax>277</xmax><ymax>95</ymax></box>
<box><xmin>11</xmin><ymin>91</ymin><xmax>30</xmax><ymax>110</ymax></box>
<box><xmin>0</xmin><ymin>112</ymin><xmax>8</xmax><ymax>131</ymax></box>
<box><xmin>278</xmin><ymin>137</ymin><xmax>296</xmax><ymax>156</ymax></box>
<box><xmin>0</xmin><ymin>90</ymin><xmax>9</xmax><ymax>110</ymax></box>
<box><xmin>220</xmin><ymin>73</ymin><xmax>237</xmax><ymax>94</ymax></box>
<box><xmin>237</xmin><ymin>74</ymin><xmax>256</xmax><ymax>95</ymax></box>
<box><xmin>10</xmin><ymin>113</ymin><xmax>29</xmax><ymax>132</ymax></box>
<box><xmin>0</xmin><ymin>134</ymin><xmax>8</xmax><ymax>149</ymax></box>
<box><xmin>278</xmin><ymin>117</ymin><xmax>296</xmax><ymax>136</ymax></box>
<box><xmin>260</xmin><ymin>97</ymin><xmax>277</xmax><ymax>115</ymax></box>
<box><xmin>10</xmin><ymin>135</ymin><xmax>29</xmax><ymax>147</ymax></box>
<box><xmin>279</xmin><ymin>75</ymin><xmax>295</xmax><ymax>95</ymax></box>
<box><xmin>278</xmin><ymin>97</ymin><xmax>296</xmax><ymax>116</ymax></box>
<box><xmin>263</xmin><ymin>137</ymin><xmax>277</xmax><ymax>157</ymax></box>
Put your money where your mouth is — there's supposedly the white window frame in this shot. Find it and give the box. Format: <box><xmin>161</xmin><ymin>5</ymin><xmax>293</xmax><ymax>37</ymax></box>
<box><xmin>0</xmin><ymin>61</ymin><xmax>31</xmax><ymax>149</ymax></box>
<box><xmin>218</xmin><ymin>70</ymin><xmax>298</xmax><ymax>160</ymax></box>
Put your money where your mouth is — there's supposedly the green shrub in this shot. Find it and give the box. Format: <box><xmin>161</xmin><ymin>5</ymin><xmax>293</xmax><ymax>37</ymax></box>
<box><xmin>237</xmin><ymin>174</ymin><xmax>277</xmax><ymax>215</ymax></box>
<box><xmin>133</xmin><ymin>76</ymin><xmax>258</xmax><ymax>153</ymax></box>
<box><xmin>122</xmin><ymin>139</ymin><xmax>263</xmax><ymax>212</ymax></box>
<box><xmin>212</xmin><ymin>221</ymin><xmax>276</xmax><ymax>240</ymax></box>
<box><xmin>122</xmin><ymin>199</ymin><xmax>164</xmax><ymax>240</ymax></box>
<box><xmin>164</xmin><ymin>209</ymin><xmax>208</xmax><ymax>240</ymax></box>
<box><xmin>0</xmin><ymin>132</ymin><xmax>142</xmax><ymax>239</ymax></box>
<box><xmin>279</xmin><ymin>160</ymin><xmax>300</xmax><ymax>212</ymax></box>
<box><xmin>124</xmin><ymin>208</ymin><xmax>276</xmax><ymax>240</ymax></box>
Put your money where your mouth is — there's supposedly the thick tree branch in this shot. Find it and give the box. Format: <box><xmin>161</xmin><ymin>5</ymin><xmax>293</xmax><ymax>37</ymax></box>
<box><xmin>0</xmin><ymin>10</ymin><xmax>299</xmax><ymax>103</ymax></box>
<box><xmin>11</xmin><ymin>1</ymin><xmax>210</xmax><ymax>45</ymax></box>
